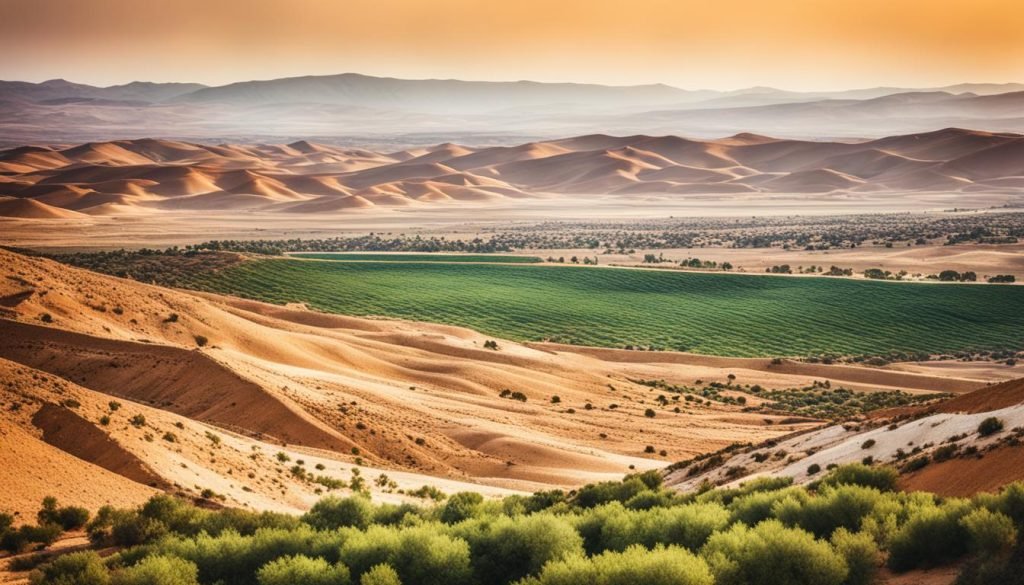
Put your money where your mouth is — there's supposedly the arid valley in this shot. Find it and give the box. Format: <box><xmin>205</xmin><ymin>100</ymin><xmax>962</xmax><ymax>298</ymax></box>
<box><xmin>3</xmin><ymin>1</ymin><xmax>1024</xmax><ymax>584</ymax></box>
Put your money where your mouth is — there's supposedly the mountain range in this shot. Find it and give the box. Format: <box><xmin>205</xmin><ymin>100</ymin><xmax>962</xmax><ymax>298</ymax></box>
<box><xmin>2</xmin><ymin>73</ymin><xmax>1024</xmax><ymax>144</ymax></box>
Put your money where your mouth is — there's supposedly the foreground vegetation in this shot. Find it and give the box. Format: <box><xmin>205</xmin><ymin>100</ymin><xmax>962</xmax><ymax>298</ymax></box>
<box><xmin>181</xmin><ymin>258</ymin><xmax>1024</xmax><ymax>357</ymax></box>
<box><xmin>8</xmin><ymin>466</ymin><xmax>1024</xmax><ymax>585</ymax></box>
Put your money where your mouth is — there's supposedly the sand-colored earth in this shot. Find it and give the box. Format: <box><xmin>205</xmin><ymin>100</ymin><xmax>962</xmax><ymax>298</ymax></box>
<box><xmin>0</xmin><ymin>247</ymin><xmax>990</xmax><ymax>515</ymax></box>
<box><xmin>0</xmin><ymin>130</ymin><xmax>1022</xmax><ymax>222</ymax></box>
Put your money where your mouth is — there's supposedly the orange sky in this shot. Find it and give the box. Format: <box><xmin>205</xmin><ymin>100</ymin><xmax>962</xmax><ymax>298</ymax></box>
<box><xmin>2</xmin><ymin>0</ymin><xmax>1022</xmax><ymax>90</ymax></box>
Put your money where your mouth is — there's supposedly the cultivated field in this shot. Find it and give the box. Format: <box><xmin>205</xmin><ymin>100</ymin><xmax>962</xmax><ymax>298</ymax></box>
<box><xmin>291</xmin><ymin>253</ymin><xmax>542</xmax><ymax>263</ymax></box>
<box><xmin>191</xmin><ymin>258</ymin><xmax>1024</xmax><ymax>357</ymax></box>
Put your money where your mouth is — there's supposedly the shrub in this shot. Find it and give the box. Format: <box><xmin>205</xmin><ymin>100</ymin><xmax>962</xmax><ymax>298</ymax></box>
<box><xmin>774</xmin><ymin>485</ymin><xmax>884</xmax><ymax>539</ymax></box>
<box><xmin>339</xmin><ymin>524</ymin><xmax>472</xmax><ymax>585</ymax></box>
<box><xmin>960</xmin><ymin>508</ymin><xmax>1017</xmax><ymax>555</ymax></box>
<box><xmin>978</xmin><ymin>417</ymin><xmax>1004</xmax><ymax>437</ymax></box>
<box><xmin>360</xmin><ymin>564</ymin><xmax>401</xmax><ymax>585</ymax></box>
<box><xmin>830</xmin><ymin>528</ymin><xmax>880</xmax><ymax>585</ymax></box>
<box><xmin>520</xmin><ymin>544</ymin><xmax>713</xmax><ymax>585</ymax></box>
<box><xmin>861</xmin><ymin>439</ymin><xmax>876</xmax><ymax>450</ymax></box>
<box><xmin>111</xmin><ymin>555</ymin><xmax>199</xmax><ymax>585</ymax></box>
<box><xmin>302</xmin><ymin>496</ymin><xmax>374</xmax><ymax>530</ymax></box>
<box><xmin>807</xmin><ymin>463</ymin><xmax>822</xmax><ymax>475</ymax></box>
<box><xmin>439</xmin><ymin>492</ymin><xmax>484</xmax><ymax>524</ymax></box>
<box><xmin>455</xmin><ymin>513</ymin><xmax>583</xmax><ymax>585</ymax></box>
<box><xmin>29</xmin><ymin>551</ymin><xmax>109</xmax><ymax>585</ymax></box>
<box><xmin>887</xmin><ymin>503</ymin><xmax>970</xmax><ymax>571</ymax></box>
<box><xmin>818</xmin><ymin>464</ymin><xmax>899</xmax><ymax>492</ymax></box>
<box><xmin>577</xmin><ymin>502</ymin><xmax>729</xmax><ymax>555</ymax></box>
<box><xmin>194</xmin><ymin>335</ymin><xmax>208</xmax><ymax>347</ymax></box>
<box><xmin>701</xmin><ymin>520</ymin><xmax>848</xmax><ymax>585</ymax></box>
<box><xmin>644</xmin><ymin>409</ymin><xmax>656</xmax><ymax>418</ymax></box>
<box><xmin>256</xmin><ymin>555</ymin><xmax>351</xmax><ymax>585</ymax></box>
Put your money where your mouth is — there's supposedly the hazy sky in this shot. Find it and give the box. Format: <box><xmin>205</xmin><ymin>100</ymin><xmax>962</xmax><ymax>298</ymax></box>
<box><xmin>2</xmin><ymin>0</ymin><xmax>1022</xmax><ymax>90</ymax></box>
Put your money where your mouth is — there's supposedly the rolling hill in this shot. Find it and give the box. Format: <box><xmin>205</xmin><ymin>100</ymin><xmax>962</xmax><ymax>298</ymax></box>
<box><xmin>0</xmin><ymin>129</ymin><xmax>1021</xmax><ymax>216</ymax></box>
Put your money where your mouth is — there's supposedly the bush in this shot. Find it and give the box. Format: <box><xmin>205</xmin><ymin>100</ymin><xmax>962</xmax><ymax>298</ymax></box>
<box><xmin>520</xmin><ymin>544</ymin><xmax>713</xmax><ymax>585</ymax></box>
<box><xmin>256</xmin><ymin>555</ymin><xmax>351</xmax><ymax>585</ymax></box>
<box><xmin>302</xmin><ymin>496</ymin><xmax>374</xmax><ymax>530</ymax></box>
<box><xmin>360</xmin><ymin>564</ymin><xmax>401</xmax><ymax>585</ymax></box>
<box><xmin>818</xmin><ymin>464</ymin><xmax>899</xmax><ymax>492</ymax></box>
<box><xmin>111</xmin><ymin>555</ymin><xmax>199</xmax><ymax>585</ymax></box>
<box><xmin>701</xmin><ymin>520</ymin><xmax>848</xmax><ymax>585</ymax></box>
<box><xmin>455</xmin><ymin>513</ymin><xmax>582</xmax><ymax>585</ymax></box>
<box><xmin>576</xmin><ymin>502</ymin><xmax>729</xmax><ymax>555</ymax></box>
<box><xmin>830</xmin><ymin>528</ymin><xmax>880</xmax><ymax>585</ymax></box>
<box><xmin>978</xmin><ymin>417</ymin><xmax>1005</xmax><ymax>437</ymax></box>
<box><xmin>439</xmin><ymin>492</ymin><xmax>484</xmax><ymax>524</ymax></box>
<box><xmin>960</xmin><ymin>508</ymin><xmax>1017</xmax><ymax>555</ymax></box>
<box><xmin>339</xmin><ymin>524</ymin><xmax>472</xmax><ymax>585</ymax></box>
<box><xmin>774</xmin><ymin>485</ymin><xmax>884</xmax><ymax>539</ymax></box>
<box><xmin>887</xmin><ymin>503</ymin><xmax>970</xmax><ymax>571</ymax></box>
<box><xmin>29</xmin><ymin>551</ymin><xmax>110</xmax><ymax>585</ymax></box>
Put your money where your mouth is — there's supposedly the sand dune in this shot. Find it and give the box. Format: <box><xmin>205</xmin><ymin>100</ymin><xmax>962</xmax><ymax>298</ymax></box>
<box><xmin>0</xmin><ymin>129</ymin><xmax>1021</xmax><ymax>218</ymax></box>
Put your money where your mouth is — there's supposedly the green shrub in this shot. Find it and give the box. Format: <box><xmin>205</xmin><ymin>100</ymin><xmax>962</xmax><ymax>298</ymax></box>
<box><xmin>887</xmin><ymin>503</ymin><xmax>970</xmax><ymax>571</ymax></box>
<box><xmin>701</xmin><ymin>520</ymin><xmax>848</xmax><ymax>585</ymax></box>
<box><xmin>360</xmin><ymin>564</ymin><xmax>401</xmax><ymax>585</ymax></box>
<box><xmin>576</xmin><ymin>501</ymin><xmax>729</xmax><ymax>554</ymax></box>
<box><xmin>830</xmin><ymin>528</ymin><xmax>880</xmax><ymax>585</ymax></box>
<box><xmin>303</xmin><ymin>496</ymin><xmax>374</xmax><ymax>530</ymax></box>
<box><xmin>439</xmin><ymin>492</ymin><xmax>484</xmax><ymax>524</ymax></box>
<box><xmin>960</xmin><ymin>508</ymin><xmax>1017</xmax><ymax>555</ymax></box>
<box><xmin>520</xmin><ymin>544</ymin><xmax>713</xmax><ymax>585</ymax></box>
<box><xmin>454</xmin><ymin>514</ymin><xmax>583</xmax><ymax>585</ymax></box>
<box><xmin>339</xmin><ymin>524</ymin><xmax>472</xmax><ymax>585</ymax></box>
<box><xmin>256</xmin><ymin>555</ymin><xmax>351</xmax><ymax>585</ymax></box>
<box><xmin>111</xmin><ymin>555</ymin><xmax>199</xmax><ymax>585</ymax></box>
<box><xmin>29</xmin><ymin>551</ymin><xmax>109</xmax><ymax>585</ymax></box>
<box><xmin>978</xmin><ymin>417</ymin><xmax>1004</xmax><ymax>437</ymax></box>
<box><xmin>819</xmin><ymin>464</ymin><xmax>899</xmax><ymax>492</ymax></box>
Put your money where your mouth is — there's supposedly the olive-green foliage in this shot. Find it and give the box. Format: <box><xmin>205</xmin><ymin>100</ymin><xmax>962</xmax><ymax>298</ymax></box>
<box><xmin>518</xmin><ymin>544</ymin><xmax>713</xmax><ymax>585</ymax></box>
<box><xmin>574</xmin><ymin>502</ymin><xmax>729</xmax><ymax>555</ymax></box>
<box><xmin>339</xmin><ymin>524</ymin><xmax>472</xmax><ymax>585</ymax></box>
<box><xmin>111</xmin><ymin>555</ymin><xmax>199</xmax><ymax>585</ymax></box>
<box><xmin>359</xmin><ymin>564</ymin><xmax>402</xmax><ymax>585</ymax></box>
<box><xmin>38</xmin><ymin>497</ymin><xmax>91</xmax><ymax>530</ymax></box>
<box><xmin>34</xmin><ymin>476</ymin><xmax>1024</xmax><ymax>585</ymax></box>
<box><xmin>453</xmin><ymin>514</ymin><xmax>583</xmax><ymax>585</ymax></box>
<box><xmin>887</xmin><ymin>501</ymin><xmax>972</xmax><ymax>571</ymax></box>
<box><xmin>137</xmin><ymin>526</ymin><xmax>348</xmax><ymax>585</ymax></box>
<box><xmin>727</xmin><ymin>488</ymin><xmax>804</xmax><ymax>527</ymax></box>
<box><xmin>830</xmin><ymin>528</ymin><xmax>881</xmax><ymax>585</ymax></box>
<box><xmin>193</xmin><ymin>259</ymin><xmax>1024</xmax><ymax>357</ymax></box>
<box><xmin>255</xmin><ymin>555</ymin><xmax>351</xmax><ymax>585</ymax></box>
<box><xmin>440</xmin><ymin>492</ymin><xmax>485</xmax><ymax>524</ymax></box>
<box><xmin>774</xmin><ymin>485</ymin><xmax>886</xmax><ymax>539</ymax></box>
<box><xmin>817</xmin><ymin>464</ymin><xmax>899</xmax><ymax>492</ymax></box>
<box><xmin>30</xmin><ymin>551</ymin><xmax>110</xmax><ymax>585</ymax></box>
<box><xmin>303</xmin><ymin>496</ymin><xmax>375</xmax><ymax>530</ymax></box>
<box><xmin>701</xmin><ymin>520</ymin><xmax>848</xmax><ymax>585</ymax></box>
<box><xmin>960</xmin><ymin>508</ymin><xmax>1017</xmax><ymax>555</ymax></box>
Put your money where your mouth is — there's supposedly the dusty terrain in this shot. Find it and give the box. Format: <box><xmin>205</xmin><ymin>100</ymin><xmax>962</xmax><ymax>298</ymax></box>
<box><xmin>0</xmin><ymin>248</ymin><xmax>989</xmax><ymax>518</ymax></box>
<box><xmin>1</xmin><ymin>129</ymin><xmax>1022</xmax><ymax>221</ymax></box>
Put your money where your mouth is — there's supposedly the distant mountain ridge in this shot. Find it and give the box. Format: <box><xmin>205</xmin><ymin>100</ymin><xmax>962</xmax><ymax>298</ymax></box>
<box><xmin>1</xmin><ymin>73</ymin><xmax>1023</xmax><ymax>143</ymax></box>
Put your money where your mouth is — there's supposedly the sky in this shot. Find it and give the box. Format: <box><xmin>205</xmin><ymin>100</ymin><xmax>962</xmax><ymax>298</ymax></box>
<box><xmin>1</xmin><ymin>0</ymin><xmax>1022</xmax><ymax>91</ymax></box>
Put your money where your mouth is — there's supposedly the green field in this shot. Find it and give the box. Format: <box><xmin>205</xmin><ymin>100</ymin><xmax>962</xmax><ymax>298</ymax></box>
<box><xmin>193</xmin><ymin>259</ymin><xmax>1024</xmax><ymax>357</ymax></box>
<box><xmin>289</xmin><ymin>253</ymin><xmax>542</xmax><ymax>263</ymax></box>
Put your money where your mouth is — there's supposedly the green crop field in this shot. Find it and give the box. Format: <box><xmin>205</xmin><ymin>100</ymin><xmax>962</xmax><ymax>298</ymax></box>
<box><xmin>191</xmin><ymin>259</ymin><xmax>1024</xmax><ymax>357</ymax></box>
<box><xmin>289</xmin><ymin>253</ymin><xmax>542</xmax><ymax>263</ymax></box>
